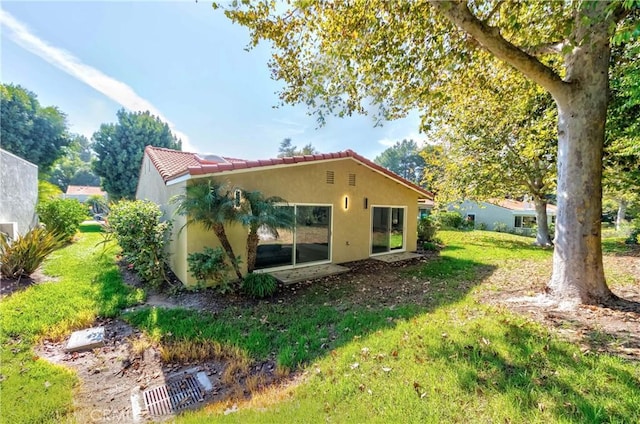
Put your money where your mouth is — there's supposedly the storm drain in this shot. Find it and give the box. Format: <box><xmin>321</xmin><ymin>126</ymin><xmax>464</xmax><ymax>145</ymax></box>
<box><xmin>143</xmin><ymin>374</ymin><xmax>204</xmax><ymax>416</ymax></box>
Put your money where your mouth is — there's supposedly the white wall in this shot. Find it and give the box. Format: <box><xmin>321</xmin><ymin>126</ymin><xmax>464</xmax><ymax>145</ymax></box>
<box><xmin>450</xmin><ymin>200</ymin><xmax>515</xmax><ymax>231</ymax></box>
<box><xmin>0</xmin><ymin>149</ymin><xmax>38</xmax><ymax>236</ymax></box>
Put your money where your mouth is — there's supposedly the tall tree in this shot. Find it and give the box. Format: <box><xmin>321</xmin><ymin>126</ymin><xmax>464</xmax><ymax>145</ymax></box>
<box><xmin>374</xmin><ymin>139</ymin><xmax>425</xmax><ymax>185</ymax></box>
<box><xmin>419</xmin><ymin>144</ymin><xmax>445</xmax><ymax>194</ymax></box>
<box><xmin>0</xmin><ymin>83</ymin><xmax>70</xmax><ymax>171</ymax></box>
<box><xmin>604</xmin><ymin>39</ymin><xmax>640</xmax><ymax>231</ymax></box>
<box><xmin>431</xmin><ymin>61</ymin><xmax>557</xmax><ymax>246</ymax></box>
<box><xmin>238</xmin><ymin>191</ymin><xmax>295</xmax><ymax>273</ymax></box>
<box><xmin>222</xmin><ymin>1</ymin><xmax>637</xmax><ymax>305</ymax></box>
<box><xmin>277</xmin><ymin>138</ymin><xmax>318</xmax><ymax>157</ymax></box>
<box><xmin>172</xmin><ymin>179</ymin><xmax>243</xmax><ymax>280</ymax></box>
<box><xmin>93</xmin><ymin>109</ymin><xmax>181</xmax><ymax>199</ymax></box>
<box><xmin>46</xmin><ymin>134</ymin><xmax>100</xmax><ymax>192</ymax></box>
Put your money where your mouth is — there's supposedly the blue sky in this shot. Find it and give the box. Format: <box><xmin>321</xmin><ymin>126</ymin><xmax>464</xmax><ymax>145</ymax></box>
<box><xmin>0</xmin><ymin>1</ymin><xmax>424</xmax><ymax>160</ymax></box>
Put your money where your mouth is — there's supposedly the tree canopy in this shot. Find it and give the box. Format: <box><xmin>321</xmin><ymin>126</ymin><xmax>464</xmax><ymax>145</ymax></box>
<box><xmin>46</xmin><ymin>134</ymin><xmax>100</xmax><ymax>192</ymax></box>
<box><xmin>222</xmin><ymin>0</ymin><xmax>638</xmax><ymax>304</ymax></box>
<box><xmin>93</xmin><ymin>109</ymin><xmax>181</xmax><ymax>199</ymax></box>
<box><xmin>604</xmin><ymin>39</ymin><xmax>640</xmax><ymax>228</ymax></box>
<box><xmin>0</xmin><ymin>83</ymin><xmax>70</xmax><ymax>171</ymax></box>
<box><xmin>374</xmin><ymin>139</ymin><xmax>425</xmax><ymax>186</ymax></box>
<box><xmin>429</xmin><ymin>60</ymin><xmax>557</xmax><ymax>245</ymax></box>
<box><xmin>277</xmin><ymin>138</ymin><xmax>318</xmax><ymax>157</ymax></box>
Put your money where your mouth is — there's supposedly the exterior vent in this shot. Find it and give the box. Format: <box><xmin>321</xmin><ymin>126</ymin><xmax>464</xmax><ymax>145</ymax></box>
<box><xmin>326</xmin><ymin>170</ymin><xmax>335</xmax><ymax>184</ymax></box>
<box><xmin>348</xmin><ymin>173</ymin><xmax>356</xmax><ymax>186</ymax></box>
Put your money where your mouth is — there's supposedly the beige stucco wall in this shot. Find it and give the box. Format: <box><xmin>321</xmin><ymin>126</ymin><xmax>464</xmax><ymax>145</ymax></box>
<box><xmin>183</xmin><ymin>158</ymin><xmax>420</xmax><ymax>286</ymax></box>
<box><xmin>138</xmin><ymin>155</ymin><xmax>422</xmax><ymax>287</ymax></box>
<box><xmin>136</xmin><ymin>155</ymin><xmax>189</xmax><ymax>284</ymax></box>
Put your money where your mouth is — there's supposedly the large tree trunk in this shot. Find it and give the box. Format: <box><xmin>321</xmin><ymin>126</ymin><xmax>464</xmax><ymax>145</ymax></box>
<box><xmin>615</xmin><ymin>199</ymin><xmax>627</xmax><ymax>232</ymax></box>
<box><xmin>546</xmin><ymin>9</ymin><xmax>615</xmax><ymax>304</ymax></box>
<box><xmin>533</xmin><ymin>197</ymin><xmax>552</xmax><ymax>247</ymax></box>
<box><xmin>213</xmin><ymin>223</ymin><xmax>243</xmax><ymax>280</ymax></box>
<box><xmin>246</xmin><ymin>230</ymin><xmax>260</xmax><ymax>274</ymax></box>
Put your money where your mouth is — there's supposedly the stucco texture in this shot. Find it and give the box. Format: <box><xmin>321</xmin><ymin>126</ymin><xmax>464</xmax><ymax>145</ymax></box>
<box><xmin>0</xmin><ymin>149</ymin><xmax>38</xmax><ymax>236</ymax></box>
<box><xmin>138</xmin><ymin>156</ymin><xmax>422</xmax><ymax>287</ymax></box>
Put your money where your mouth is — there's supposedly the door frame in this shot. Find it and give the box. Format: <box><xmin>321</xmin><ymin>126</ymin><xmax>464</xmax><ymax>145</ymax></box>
<box><xmin>255</xmin><ymin>203</ymin><xmax>333</xmax><ymax>272</ymax></box>
<box><xmin>369</xmin><ymin>205</ymin><xmax>407</xmax><ymax>256</ymax></box>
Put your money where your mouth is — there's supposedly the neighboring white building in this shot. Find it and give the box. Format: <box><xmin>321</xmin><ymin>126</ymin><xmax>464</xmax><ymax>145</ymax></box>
<box><xmin>451</xmin><ymin>199</ymin><xmax>557</xmax><ymax>234</ymax></box>
<box><xmin>0</xmin><ymin>149</ymin><xmax>38</xmax><ymax>238</ymax></box>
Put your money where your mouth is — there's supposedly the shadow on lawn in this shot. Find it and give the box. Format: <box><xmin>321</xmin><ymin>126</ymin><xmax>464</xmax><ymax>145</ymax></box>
<box><xmin>425</xmin><ymin>320</ymin><xmax>639</xmax><ymax>422</ymax></box>
<box><xmin>123</xmin><ymin>253</ymin><xmax>496</xmax><ymax>372</ymax></box>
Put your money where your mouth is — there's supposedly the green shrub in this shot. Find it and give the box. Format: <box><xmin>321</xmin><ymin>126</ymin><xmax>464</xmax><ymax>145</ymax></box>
<box><xmin>36</xmin><ymin>198</ymin><xmax>88</xmax><ymax>242</ymax></box>
<box><xmin>625</xmin><ymin>218</ymin><xmax>640</xmax><ymax>245</ymax></box>
<box><xmin>0</xmin><ymin>227</ymin><xmax>65</xmax><ymax>278</ymax></box>
<box><xmin>493</xmin><ymin>222</ymin><xmax>508</xmax><ymax>233</ymax></box>
<box><xmin>417</xmin><ymin>216</ymin><xmax>439</xmax><ymax>242</ymax></box>
<box><xmin>108</xmin><ymin>200</ymin><xmax>171</xmax><ymax>288</ymax></box>
<box><xmin>242</xmin><ymin>273</ymin><xmax>278</xmax><ymax>298</ymax></box>
<box><xmin>476</xmin><ymin>222</ymin><xmax>488</xmax><ymax>231</ymax></box>
<box><xmin>436</xmin><ymin>211</ymin><xmax>464</xmax><ymax>229</ymax></box>
<box><xmin>422</xmin><ymin>241</ymin><xmax>439</xmax><ymax>251</ymax></box>
<box><xmin>187</xmin><ymin>247</ymin><xmax>230</xmax><ymax>288</ymax></box>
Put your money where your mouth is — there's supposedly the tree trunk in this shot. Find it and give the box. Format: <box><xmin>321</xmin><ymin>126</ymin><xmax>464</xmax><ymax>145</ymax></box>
<box><xmin>213</xmin><ymin>223</ymin><xmax>243</xmax><ymax>280</ymax></box>
<box><xmin>615</xmin><ymin>199</ymin><xmax>627</xmax><ymax>232</ymax></box>
<box><xmin>533</xmin><ymin>197</ymin><xmax>552</xmax><ymax>246</ymax></box>
<box><xmin>246</xmin><ymin>230</ymin><xmax>260</xmax><ymax>274</ymax></box>
<box><xmin>546</xmin><ymin>9</ymin><xmax>615</xmax><ymax>304</ymax></box>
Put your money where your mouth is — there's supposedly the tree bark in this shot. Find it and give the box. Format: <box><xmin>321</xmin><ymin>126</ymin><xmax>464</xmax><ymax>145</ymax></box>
<box><xmin>546</xmin><ymin>5</ymin><xmax>615</xmax><ymax>304</ymax></box>
<box><xmin>246</xmin><ymin>230</ymin><xmax>260</xmax><ymax>274</ymax></box>
<box><xmin>433</xmin><ymin>0</ymin><xmax>616</xmax><ymax>305</ymax></box>
<box><xmin>615</xmin><ymin>199</ymin><xmax>627</xmax><ymax>232</ymax></box>
<box><xmin>213</xmin><ymin>223</ymin><xmax>243</xmax><ymax>280</ymax></box>
<box><xmin>533</xmin><ymin>197</ymin><xmax>552</xmax><ymax>246</ymax></box>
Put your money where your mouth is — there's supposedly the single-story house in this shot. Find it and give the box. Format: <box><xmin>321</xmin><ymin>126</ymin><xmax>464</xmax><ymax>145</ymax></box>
<box><xmin>136</xmin><ymin>146</ymin><xmax>433</xmax><ymax>287</ymax></box>
<box><xmin>0</xmin><ymin>149</ymin><xmax>38</xmax><ymax>238</ymax></box>
<box><xmin>64</xmin><ymin>185</ymin><xmax>107</xmax><ymax>203</ymax></box>
<box><xmin>451</xmin><ymin>199</ymin><xmax>557</xmax><ymax>233</ymax></box>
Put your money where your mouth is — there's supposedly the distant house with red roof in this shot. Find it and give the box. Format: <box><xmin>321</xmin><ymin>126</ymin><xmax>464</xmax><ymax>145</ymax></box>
<box><xmin>136</xmin><ymin>146</ymin><xmax>433</xmax><ymax>287</ymax></box>
<box><xmin>64</xmin><ymin>185</ymin><xmax>108</xmax><ymax>202</ymax></box>
<box><xmin>451</xmin><ymin>199</ymin><xmax>557</xmax><ymax>234</ymax></box>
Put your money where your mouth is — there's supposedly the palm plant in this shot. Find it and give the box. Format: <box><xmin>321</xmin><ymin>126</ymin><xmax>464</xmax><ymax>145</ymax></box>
<box><xmin>238</xmin><ymin>190</ymin><xmax>295</xmax><ymax>273</ymax></box>
<box><xmin>171</xmin><ymin>179</ymin><xmax>243</xmax><ymax>280</ymax></box>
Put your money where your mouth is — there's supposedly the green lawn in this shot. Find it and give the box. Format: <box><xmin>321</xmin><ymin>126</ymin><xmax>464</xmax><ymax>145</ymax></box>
<box><xmin>1</xmin><ymin>230</ymin><xmax>638</xmax><ymax>423</ymax></box>
<box><xmin>0</xmin><ymin>233</ymin><xmax>144</xmax><ymax>424</ymax></box>
<box><xmin>173</xmin><ymin>231</ymin><xmax>639</xmax><ymax>423</ymax></box>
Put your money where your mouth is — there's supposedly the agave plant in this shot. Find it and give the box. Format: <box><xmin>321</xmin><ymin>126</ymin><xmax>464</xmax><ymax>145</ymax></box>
<box><xmin>0</xmin><ymin>227</ymin><xmax>65</xmax><ymax>279</ymax></box>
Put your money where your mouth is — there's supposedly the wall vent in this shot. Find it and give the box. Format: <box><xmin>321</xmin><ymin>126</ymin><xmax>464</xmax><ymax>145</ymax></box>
<box><xmin>348</xmin><ymin>173</ymin><xmax>356</xmax><ymax>186</ymax></box>
<box><xmin>326</xmin><ymin>170</ymin><xmax>335</xmax><ymax>184</ymax></box>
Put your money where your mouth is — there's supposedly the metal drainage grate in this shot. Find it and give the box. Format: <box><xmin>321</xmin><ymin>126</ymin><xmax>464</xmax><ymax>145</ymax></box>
<box><xmin>143</xmin><ymin>374</ymin><xmax>204</xmax><ymax>416</ymax></box>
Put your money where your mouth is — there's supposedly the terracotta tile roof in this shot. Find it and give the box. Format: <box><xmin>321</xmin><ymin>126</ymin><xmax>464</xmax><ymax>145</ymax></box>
<box><xmin>492</xmin><ymin>199</ymin><xmax>557</xmax><ymax>213</ymax></box>
<box><xmin>145</xmin><ymin>146</ymin><xmax>433</xmax><ymax>199</ymax></box>
<box><xmin>65</xmin><ymin>185</ymin><xmax>107</xmax><ymax>196</ymax></box>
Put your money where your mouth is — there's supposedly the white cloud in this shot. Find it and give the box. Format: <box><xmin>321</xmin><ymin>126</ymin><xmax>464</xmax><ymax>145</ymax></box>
<box><xmin>0</xmin><ymin>9</ymin><xmax>195</xmax><ymax>151</ymax></box>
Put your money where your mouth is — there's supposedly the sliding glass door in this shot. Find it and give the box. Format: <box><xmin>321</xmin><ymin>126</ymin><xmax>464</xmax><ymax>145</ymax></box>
<box><xmin>256</xmin><ymin>205</ymin><xmax>331</xmax><ymax>270</ymax></box>
<box><xmin>371</xmin><ymin>207</ymin><xmax>405</xmax><ymax>254</ymax></box>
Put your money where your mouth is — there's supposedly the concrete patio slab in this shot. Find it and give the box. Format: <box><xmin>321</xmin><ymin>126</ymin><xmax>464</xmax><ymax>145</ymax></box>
<box><xmin>371</xmin><ymin>252</ymin><xmax>423</xmax><ymax>263</ymax></box>
<box><xmin>64</xmin><ymin>326</ymin><xmax>105</xmax><ymax>353</ymax></box>
<box><xmin>269</xmin><ymin>264</ymin><xmax>350</xmax><ymax>285</ymax></box>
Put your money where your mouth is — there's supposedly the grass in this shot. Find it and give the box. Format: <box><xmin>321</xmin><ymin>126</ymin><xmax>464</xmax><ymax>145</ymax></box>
<box><xmin>2</xmin><ymin>230</ymin><xmax>639</xmax><ymax>423</ymax></box>
<box><xmin>0</xmin><ymin>233</ymin><xmax>144</xmax><ymax>424</ymax></box>
<box><xmin>171</xmin><ymin>230</ymin><xmax>639</xmax><ymax>423</ymax></box>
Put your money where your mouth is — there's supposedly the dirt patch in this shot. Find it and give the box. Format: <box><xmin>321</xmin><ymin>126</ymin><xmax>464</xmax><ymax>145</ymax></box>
<box><xmin>0</xmin><ymin>268</ymin><xmax>57</xmax><ymax>298</ymax></box>
<box><xmin>36</xmin><ymin>318</ymin><xmax>278</xmax><ymax>423</ymax></box>
<box><xmin>479</xmin><ymin>250</ymin><xmax>640</xmax><ymax>361</ymax></box>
